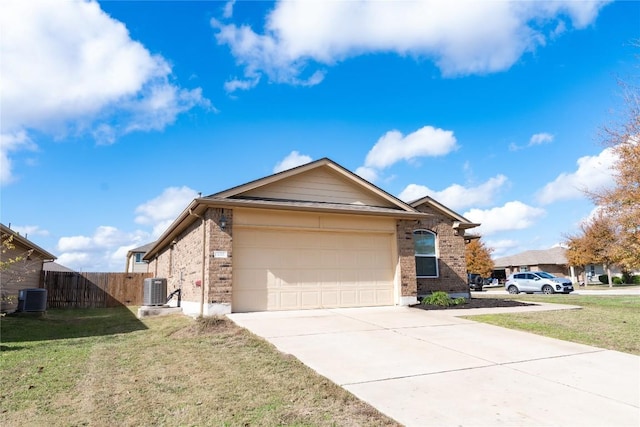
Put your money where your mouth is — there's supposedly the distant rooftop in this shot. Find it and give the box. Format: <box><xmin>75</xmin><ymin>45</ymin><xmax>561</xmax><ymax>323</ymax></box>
<box><xmin>493</xmin><ymin>247</ymin><xmax>567</xmax><ymax>268</ymax></box>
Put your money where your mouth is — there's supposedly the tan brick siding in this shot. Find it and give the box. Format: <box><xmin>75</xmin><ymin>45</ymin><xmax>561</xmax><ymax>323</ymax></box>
<box><xmin>150</xmin><ymin>217</ymin><xmax>206</xmax><ymax>304</ymax></box>
<box><xmin>147</xmin><ymin>208</ymin><xmax>232</xmax><ymax>308</ymax></box>
<box><xmin>206</xmin><ymin>208</ymin><xmax>233</xmax><ymax>305</ymax></box>
<box><xmin>398</xmin><ymin>204</ymin><xmax>469</xmax><ymax>296</ymax></box>
<box><xmin>0</xmin><ymin>241</ymin><xmax>46</xmax><ymax>312</ymax></box>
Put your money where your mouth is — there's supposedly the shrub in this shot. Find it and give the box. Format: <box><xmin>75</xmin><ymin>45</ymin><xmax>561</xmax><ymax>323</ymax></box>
<box><xmin>422</xmin><ymin>291</ymin><xmax>466</xmax><ymax>307</ymax></box>
<box><xmin>633</xmin><ymin>275</ymin><xmax>640</xmax><ymax>285</ymax></box>
<box><xmin>612</xmin><ymin>276</ymin><xmax>623</xmax><ymax>285</ymax></box>
<box><xmin>622</xmin><ymin>271</ymin><xmax>633</xmax><ymax>284</ymax></box>
<box><xmin>598</xmin><ymin>274</ymin><xmax>609</xmax><ymax>284</ymax></box>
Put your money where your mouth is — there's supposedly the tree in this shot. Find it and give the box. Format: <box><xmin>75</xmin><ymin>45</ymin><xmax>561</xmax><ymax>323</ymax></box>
<box><xmin>566</xmin><ymin>212</ymin><xmax>617</xmax><ymax>287</ymax></box>
<box><xmin>578</xmin><ymin>47</ymin><xmax>640</xmax><ymax>273</ymax></box>
<box><xmin>1</xmin><ymin>232</ymin><xmax>35</xmax><ymax>312</ymax></box>
<box><xmin>465</xmin><ymin>239</ymin><xmax>494</xmax><ymax>278</ymax></box>
<box><xmin>591</xmin><ymin>52</ymin><xmax>640</xmax><ymax>270</ymax></box>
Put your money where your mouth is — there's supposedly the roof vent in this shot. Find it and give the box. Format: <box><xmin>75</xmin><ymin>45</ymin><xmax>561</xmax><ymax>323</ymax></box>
<box><xmin>143</xmin><ymin>278</ymin><xmax>167</xmax><ymax>306</ymax></box>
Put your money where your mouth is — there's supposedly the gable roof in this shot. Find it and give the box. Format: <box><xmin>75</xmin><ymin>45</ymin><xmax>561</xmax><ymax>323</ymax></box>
<box><xmin>1</xmin><ymin>223</ymin><xmax>56</xmax><ymax>260</ymax></box>
<box><xmin>212</xmin><ymin>157</ymin><xmax>417</xmax><ymax>212</ymax></box>
<box><xmin>409</xmin><ymin>195</ymin><xmax>479</xmax><ymax>229</ymax></box>
<box><xmin>144</xmin><ymin>158</ymin><xmax>476</xmax><ymax>260</ymax></box>
<box><xmin>493</xmin><ymin>247</ymin><xmax>568</xmax><ymax>268</ymax></box>
<box><xmin>126</xmin><ymin>241</ymin><xmax>156</xmax><ymax>257</ymax></box>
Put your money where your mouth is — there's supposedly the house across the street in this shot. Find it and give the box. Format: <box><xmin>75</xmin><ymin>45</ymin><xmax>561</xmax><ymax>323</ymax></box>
<box><xmin>144</xmin><ymin>158</ymin><xmax>479</xmax><ymax>316</ymax></box>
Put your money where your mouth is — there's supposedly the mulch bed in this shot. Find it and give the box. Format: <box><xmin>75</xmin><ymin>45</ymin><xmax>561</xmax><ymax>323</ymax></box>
<box><xmin>412</xmin><ymin>297</ymin><xmax>536</xmax><ymax>311</ymax></box>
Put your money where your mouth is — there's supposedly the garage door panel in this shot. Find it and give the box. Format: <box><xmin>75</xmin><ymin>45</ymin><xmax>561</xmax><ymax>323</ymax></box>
<box><xmin>233</xmin><ymin>227</ymin><xmax>394</xmax><ymax>312</ymax></box>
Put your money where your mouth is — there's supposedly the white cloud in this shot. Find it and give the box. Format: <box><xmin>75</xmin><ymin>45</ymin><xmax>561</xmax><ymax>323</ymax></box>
<box><xmin>464</xmin><ymin>201</ymin><xmax>546</xmax><ymax>236</ymax></box>
<box><xmin>0</xmin><ymin>131</ymin><xmax>37</xmax><ymax>185</ymax></box>
<box><xmin>273</xmin><ymin>151</ymin><xmax>313</xmax><ymax>173</ymax></box>
<box><xmin>58</xmin><ymin>235</ymin><xmax>94</xmax><ymax>252</ymax></box>
<box><xmin>357</xmin><ymin>126</ymin><xmax>458</xmax><ymax>182</ymax></box>
<box><xmin>56</xmin><ymin>226</ymin><xmax>151</xmax><ymax>271</ymax></box>
<box><xmin>0</xmin><ymin>0</ymin><xmax>208</xmax><ymax>183</ymax></box>
<box><xmin>212</xmin><ymin>0</ymin><xmax>610</xmax><ymax>91</ymax></box>
<box><xmin>485</xmin><ymin>239</ymin><xmax>520</xmax><ymax>257</ymax></box>
<box><xmin>56</xmin><ymin>252</ymin><xmax>91</xmax><ymax>270</ymax></box>
<box><xmin>54</xmin><ymin>185</ymin><xmax>202</xmax><ymax>271</ymax></box>
<box><xmin>398</xmin><ymin>175</ymin><xmax>508</xmax><ymax>211</ymax></box>
<box><xmin>509</xmin><ymin>132</ymin><xmax>554</xmax><ymax>151</ymax></box>
<box><xmin>355</xmin><ymin>166</ymin><xmax>379</xmax><ymax>183</ymax></box>
<box><xmin>223</xmin><ymin>0</ymin><xmax>236</xmax><ymax>19</ymax></box>
<box><xmin>529</xmin><ymin>132</ymin><xmax>554</xmax><ymax>146</ymax></box>
<box><xmin>10</xmin><ymin>225</ymin><xmax>49</xmax><ymax>238</ymax></box>
<box><xmin>135</xmin><ymin>186</ymin><xmax>199</xmax><ymax>229</ymax></box>
<box><xmin>536</xmin><ymin>147</ymin><xmax>616</xmax><ymax>204</ymax></box>
<box><xmin>364</xmin><ymin>127</ymin><xmax>458</xmax><ymax>170</ymax></box>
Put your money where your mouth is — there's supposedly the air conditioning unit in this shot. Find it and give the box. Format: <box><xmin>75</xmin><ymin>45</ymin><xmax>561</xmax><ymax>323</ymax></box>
<box><xmin>143</xmin><ymin>278</ymin><xmax>167</xmax><ymax>306</ymax></box>
<box><xmin>17</xmin><ymin>288</ymin><xmax>48</xmax><ymax>312</ymax></box>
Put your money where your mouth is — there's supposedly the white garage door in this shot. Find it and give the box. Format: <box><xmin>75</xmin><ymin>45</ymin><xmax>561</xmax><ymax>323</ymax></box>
<box><xmin>233</xmin><ymin>228</ymin><xmax>395</xmax><ymax>312</ymax></box>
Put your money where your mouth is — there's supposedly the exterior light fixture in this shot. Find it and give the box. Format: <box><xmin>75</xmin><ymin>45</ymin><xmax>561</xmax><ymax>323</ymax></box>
<box><xmin>220</xmin><ymin>214</ymin><xmax>227</xmax><ymax>230</ymax></box>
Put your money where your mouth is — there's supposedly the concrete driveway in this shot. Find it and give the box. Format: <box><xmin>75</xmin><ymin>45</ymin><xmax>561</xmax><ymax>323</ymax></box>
<box><xmin>228</xmin><ymin>305</ymin><xmax>640</xmax><ymax>427</ymax></box>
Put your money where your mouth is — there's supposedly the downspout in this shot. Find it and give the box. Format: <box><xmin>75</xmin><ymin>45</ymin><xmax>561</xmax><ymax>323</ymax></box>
<box><xmin>189</xmin><ymin>208</ymin><xmax>207</xmax><ymax>317</ymax></box>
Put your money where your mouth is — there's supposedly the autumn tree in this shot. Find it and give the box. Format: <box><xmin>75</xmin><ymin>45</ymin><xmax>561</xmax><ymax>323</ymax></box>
<box><xmin>589</xmin><ymin>78</ymin><xmax>640</xmax><ymax>271</ymax></box>
<box><xmin>465</xmin><ymin>239</ymin><xmax>494</xmax><ymax>278</ymax></box>
<box><xmin>566</xmin><ymin>212</ymin><xmax>617</xmax><ymax>286</ymax></box>
<box><xmin>570</xmin><ymin>46</ymin><xmax>640</xmax><ymax>276</ymax></box>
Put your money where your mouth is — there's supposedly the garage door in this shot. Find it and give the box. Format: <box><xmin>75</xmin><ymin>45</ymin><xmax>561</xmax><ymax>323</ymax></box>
<box><xmin>233</xmin><ymin>228</ymin><xmax>395</xmax><ymax>312</ymax></box>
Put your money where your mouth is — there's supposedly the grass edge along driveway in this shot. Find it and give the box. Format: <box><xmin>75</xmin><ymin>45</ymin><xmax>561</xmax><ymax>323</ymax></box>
<box><xmin>467</xmin><ymin>294</ymin><xmax>640</xmax><ymax>356</ymax></box>
<box><xmin>0</xmin><ymin>308</ymin><xmax>399</xmax><ymax>427</ymax></box>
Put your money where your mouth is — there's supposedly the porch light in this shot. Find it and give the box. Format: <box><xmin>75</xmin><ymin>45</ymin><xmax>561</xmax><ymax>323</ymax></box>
<box><xmin>219</xmin><ymin>214</ymin><xmax>227</xmax><ymax>230</ymax></box>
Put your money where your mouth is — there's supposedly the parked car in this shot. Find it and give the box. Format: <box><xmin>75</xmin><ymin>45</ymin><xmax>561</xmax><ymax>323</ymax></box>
<box><xmin>505</xmin><ymin>271</ymin><xmax>574</xmax><ymax>294</ymax></box>
<box><xmin>468</xmin><ymin>273</ymin><xmax>490</xmax><ymax>291</ymax></box>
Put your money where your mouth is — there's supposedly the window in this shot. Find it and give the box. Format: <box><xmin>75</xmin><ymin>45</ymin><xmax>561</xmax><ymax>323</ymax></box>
<box><xmin>413</xmin><ymin>230</ymin><xmax>438</xmax><ymax>278</ymax></box>
<box><xmin>135</xmin><ymin>253</ymin><xmax>144</xmax><ymax>263</ymax></box>
<box><xmin>520</xmin><ymin>265</ymin><xmax>529</xmax><ymax>272</ymax></box>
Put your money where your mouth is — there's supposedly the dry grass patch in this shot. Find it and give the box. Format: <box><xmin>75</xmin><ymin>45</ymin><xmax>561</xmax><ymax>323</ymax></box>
<box><xmin>1</xmin><ymin>308</ymin><xmax>399</xmax><ymax>427</ymax></box>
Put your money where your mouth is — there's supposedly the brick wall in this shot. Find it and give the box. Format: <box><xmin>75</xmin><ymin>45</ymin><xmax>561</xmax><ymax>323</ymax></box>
<box><xmin>398</xmin><ymin>204</ymin><xmax>469</xmax><ymax>296</ymax></box>
<box><xmin>0</xmin><ymin>240</ymin><xmax>46</xmax><ymax>312</ymax></box>
<box><xmin>206</xmin><ymin>208</ymin><xmax>233</xmax><ymax>305</ymax></box>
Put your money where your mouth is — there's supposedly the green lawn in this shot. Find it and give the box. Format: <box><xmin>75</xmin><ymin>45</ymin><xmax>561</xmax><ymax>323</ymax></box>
<box><xmin>1</xmin><ymin>308</ymin><xmax>398</xmax><ymax>427</ymax></box>
<box><xmin>468</xmin><ymin>294</ymin><xmax>640</xmax><ymax>355</ymax></box>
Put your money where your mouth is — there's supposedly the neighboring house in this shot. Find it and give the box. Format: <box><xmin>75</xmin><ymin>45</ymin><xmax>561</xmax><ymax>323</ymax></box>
<box><xmin>493</xmin><ymin>247</ymin><xmax>571</xmax><ymax>281</ymax></box>
<box><xmin>125</xmin><ymin>242</ymin><xmax>155</xmax><ymax>273</ymax></box>
<box><xmin>144</xmin><ymin>158</ymin><xmax>478</xmax><ymax>316</ymax></box>
<box><xmin>1</xmin><ymin>223</ymin><xmax>56</xmax><ymax>313</ymax></box>
<box><xmin>43</xmin><ymin>261</ymin><xmax>74</xmax><ymax>272</ymax></box>
<box><xmin>493</xmin><ymin>247</ymin><xmax>633</xmax><ymax>284</ymax></box>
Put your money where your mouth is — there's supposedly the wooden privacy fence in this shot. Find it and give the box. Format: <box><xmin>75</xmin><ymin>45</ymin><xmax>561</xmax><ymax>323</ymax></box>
<box><xmin>43</xmin><ymin>271</ymin><xmax>153</xmax><ymax>308</ymax></box>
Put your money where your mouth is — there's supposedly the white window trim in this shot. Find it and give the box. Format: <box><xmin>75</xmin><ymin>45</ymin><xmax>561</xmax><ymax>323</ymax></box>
<box><xmin>414</xmin><ymin>229</ymin><xmax>439</xmax><ymax>278</ymax></box>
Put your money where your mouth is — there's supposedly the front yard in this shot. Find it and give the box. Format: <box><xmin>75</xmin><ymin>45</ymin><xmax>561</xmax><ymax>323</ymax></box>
<box><xmin>0</xmin><ymin>308</ymin><xmax>398</xmax><ymax>426</ymax></box>
<box><xmin>468</xmin><ymin>294</ymin><xmax>640</xmax><ymax>355</ymax></box>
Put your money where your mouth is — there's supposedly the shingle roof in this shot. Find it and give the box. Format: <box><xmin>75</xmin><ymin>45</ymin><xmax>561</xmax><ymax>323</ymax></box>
<box><xmin>43</xmin><ymin>261</ymin><xmax>74</xmax><ymax>272</ymax></box>
<box><xmin>493</xmin><ymin>247</ymin><xmax>568</xmax><ymax>268</ymax></box>
<box><xmin>128</xmin><ymin>242</ymin><xmax>156</xmax><ymax>254</ymax></box>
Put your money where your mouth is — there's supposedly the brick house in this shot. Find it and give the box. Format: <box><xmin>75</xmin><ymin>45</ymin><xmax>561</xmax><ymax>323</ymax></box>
<box><xmin>144</xmin><ymin>158</ymin><xmax>478</xmax><ymax>316</ymax></box>
<box><xmin>1</xmin><ymin>223</ymin><xmax>56</xmax><ymax>313</ymax></box>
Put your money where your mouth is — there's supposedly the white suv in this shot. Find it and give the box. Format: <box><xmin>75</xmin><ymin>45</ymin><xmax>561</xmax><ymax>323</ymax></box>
<box><xmin>505</xmin><ymin>272</ymin><xmax>574</xmax><ymax>294</ymax></box>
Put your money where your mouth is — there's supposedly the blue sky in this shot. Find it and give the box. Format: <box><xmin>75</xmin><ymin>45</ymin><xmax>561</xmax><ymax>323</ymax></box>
<box><xmin>1</xmin><ymin>0</ymin><xmax>638</xmax><ymax>271</ymax></box>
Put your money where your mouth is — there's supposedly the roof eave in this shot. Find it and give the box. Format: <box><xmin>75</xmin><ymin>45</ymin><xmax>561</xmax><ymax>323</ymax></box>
<box><xmin>0</xmin><ymin>224</ymin><xmax>56</xmax><ymax>260</ymax></box>
<box><xmin>143</xmin><ymin>197</ymin><xmax>427</xmax><ymax>261</ymax></box>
